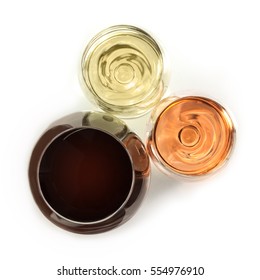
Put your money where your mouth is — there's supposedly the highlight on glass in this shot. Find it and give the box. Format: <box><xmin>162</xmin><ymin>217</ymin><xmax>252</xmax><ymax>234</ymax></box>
<box><xmin>147</xmin><ymin>95</ymin><xmax>236</xmax><ymax>178</ymax></box>
<box><xmin>81</xmin><ymin>25</ymin><xmax>165</xmax><ymax>118</ymax></box>
<box><xmin>29</xmin><ymin>112</ymin><xmax>150</xmax><ymax>234</ymax></box>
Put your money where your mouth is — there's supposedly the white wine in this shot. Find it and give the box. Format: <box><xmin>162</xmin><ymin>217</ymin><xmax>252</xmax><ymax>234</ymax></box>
<box><xmin>81</xmin><ymin>25</ymin><xmax>164</xmax><ymax>117</ymax></box>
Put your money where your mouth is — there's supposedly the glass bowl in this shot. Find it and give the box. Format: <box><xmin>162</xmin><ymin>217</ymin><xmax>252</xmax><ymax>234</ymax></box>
<box><xmin>147</xmin><ymin>95</ymin><xmax>236</xmax><ymax>178</ymax></box>
<box><xmin>29</xmin><ymin>111</ymin><xmax>150</xmax><ymax>234</ymax></box>
<box><xmin>81</xmin><ymin>25</ymin><xmax>165</xmax><ymax>118</ymax></box>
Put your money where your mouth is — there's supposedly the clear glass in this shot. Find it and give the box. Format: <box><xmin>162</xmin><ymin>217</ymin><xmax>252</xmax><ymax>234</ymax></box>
<box><xmin>29</xmin><ymin>111</ymin><xmax>150</xmax><ymax>234</ymax></box>
<box><xmin>81</xmin><ymin>25</ymin><xmax>165</xmax><ymax>118</ymax></box>
<box><xmin>147</xmin><ymin>95</ymin><xmax>236</xmax><ymax>178</ymax></box>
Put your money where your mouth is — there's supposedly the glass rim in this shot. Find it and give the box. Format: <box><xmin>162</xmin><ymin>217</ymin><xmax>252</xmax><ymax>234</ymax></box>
<box><xmin>36</xmin><ymin>126</ymin><xmax>135</xmax><ymax>225</ymax></box>
<box><xmin>152</xmin><ymin>95</ymin><xmax>236</xmax><ymax>177</ymax></box>
<box><xmin>80</xmin><ymin>24</ymin><xmax>165</xmax><ymax>117</ymax></box>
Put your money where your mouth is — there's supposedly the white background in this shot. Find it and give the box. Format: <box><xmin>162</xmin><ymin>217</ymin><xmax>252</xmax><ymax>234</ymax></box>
<box><xmin>1</xmin><ymin>0</ymin><xmax>259</xmax><ymax>279</ymax></box>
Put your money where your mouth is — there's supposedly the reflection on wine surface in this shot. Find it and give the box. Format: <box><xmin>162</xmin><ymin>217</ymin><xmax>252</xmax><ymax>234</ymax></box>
<box><xmin>81</xmin><ymin>25</ymin><xmax>164</xmax><ymax>117</ymax></box>
<box><xmin>147</xmin><ymin>96</ymin><xmax>235</xmax><ymax>177</ymax></box>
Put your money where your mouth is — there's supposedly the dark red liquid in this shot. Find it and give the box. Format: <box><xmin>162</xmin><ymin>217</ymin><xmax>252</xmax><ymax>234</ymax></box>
<box><xmin>39</xmin><ymin>128</ymin><xmax>133</xmax><ymax>223</ymax></box>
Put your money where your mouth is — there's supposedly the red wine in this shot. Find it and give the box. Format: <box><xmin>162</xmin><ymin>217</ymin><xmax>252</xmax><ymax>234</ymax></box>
<box><xmin>39</xmin><ymin>128</ymin><xmax>133</xmax><ymax>223</ymax></box>
<box><xmin>29</xmin><ymin>111</ymin><xmax>150</xmax><ymax>234</ymax></box>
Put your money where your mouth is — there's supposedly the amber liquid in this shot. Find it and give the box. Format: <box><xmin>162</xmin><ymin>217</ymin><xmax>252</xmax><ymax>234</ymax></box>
<box><xmin>39</xmin><ymin>128</ymin><xmax>133</xmax><ymax>222</ymax></box>
<box><xmin>81</xmin><ymin>26</ymin><xmax>164</xmax><ymax>117</ymax></box>
<box><xmin>154</xmin><ymin>97</ymin><xmax>235</xmax><ymax>176</ymax></box>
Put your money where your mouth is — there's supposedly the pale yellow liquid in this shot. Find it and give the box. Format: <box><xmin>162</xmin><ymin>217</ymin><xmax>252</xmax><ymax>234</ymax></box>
<box><xmin>81</xmin><ymin>26</ymin><xmax>164</xmax><ymax>117</ymax></box>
